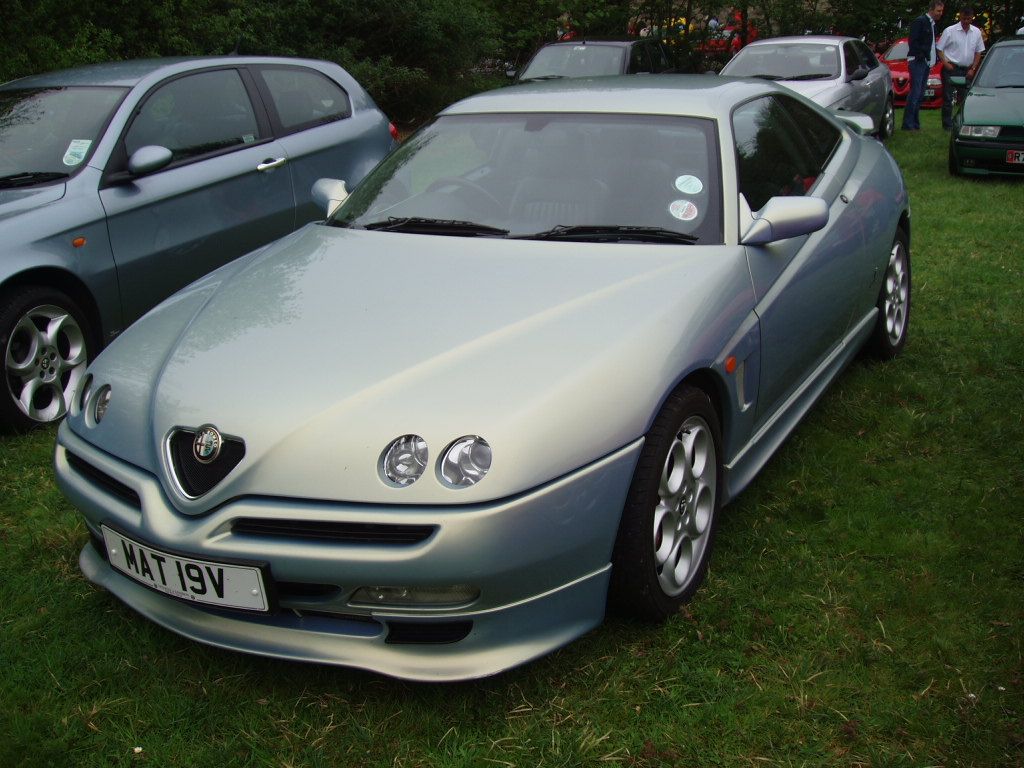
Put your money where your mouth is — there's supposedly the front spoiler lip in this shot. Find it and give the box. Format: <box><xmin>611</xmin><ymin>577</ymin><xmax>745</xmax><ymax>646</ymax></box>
<box><xmin>80</xmin><ymin>543</ymin><xmax>611</xmax><ymax>682</ymax></box>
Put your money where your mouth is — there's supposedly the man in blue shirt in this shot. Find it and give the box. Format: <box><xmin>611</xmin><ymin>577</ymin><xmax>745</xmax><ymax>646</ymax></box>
<box><xmin>902</xmin><ymin>0</ymin><xmax>946</xmax><ymax>131</ymax></box>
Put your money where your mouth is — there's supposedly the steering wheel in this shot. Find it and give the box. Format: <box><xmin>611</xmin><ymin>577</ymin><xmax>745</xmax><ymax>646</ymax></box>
<box><xmin>425</xmin><ymin>176</ymin><xmax>502</xmax><ymax>212</ymax></box>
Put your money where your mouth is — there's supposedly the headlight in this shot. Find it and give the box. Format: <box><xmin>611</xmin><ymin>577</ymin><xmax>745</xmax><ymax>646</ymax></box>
<box><xmin>380</xmin><ymin>434</ymin><xmax>428</xmax><ymax>487</ymax></box>
<box><xmin>439</xmin><ymin>436</ymin><xmax>491</xmax><ymax>488</ymax></box>
<box><xmin>93</xmin><ymin>385</ymin><xmax>112</xmax><ymax>424</ymax></box>
<box><xmin>959</xmin><ymin>125</ymin><xmax>1001</xmax><ymax>138</ymax></box>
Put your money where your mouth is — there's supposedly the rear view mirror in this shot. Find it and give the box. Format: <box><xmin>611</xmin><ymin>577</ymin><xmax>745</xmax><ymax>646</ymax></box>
<box><xmin>312</xmin><ymin>178</ymin><xmax>349</xmax><ymax>219</ymax></box>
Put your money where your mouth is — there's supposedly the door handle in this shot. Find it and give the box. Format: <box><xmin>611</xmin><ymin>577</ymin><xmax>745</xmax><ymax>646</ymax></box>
<box><xmin>257</xmin><ymin>157</ymin><xmax>287</xmax><ymax>172</ymax></box>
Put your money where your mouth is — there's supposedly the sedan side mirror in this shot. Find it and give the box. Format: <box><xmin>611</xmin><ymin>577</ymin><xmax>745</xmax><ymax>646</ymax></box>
<box><xmin>311</xmin><ymin>178</ymin><xmax>349</xmax><ymax>219</ymax></box>
<box><xmin>848</xmin><ymin>65</ymin><xmax>869</xmax><ymax>82</ymax></box>
<box><xmin>741</xmin><ymin>197</ymin><xmax>829</xmax><ymax>245</ymax></box>
<box><xmin>127</xmin><ymin>145</ymin><xmax>173</xmax><ymax>176</ymax></box>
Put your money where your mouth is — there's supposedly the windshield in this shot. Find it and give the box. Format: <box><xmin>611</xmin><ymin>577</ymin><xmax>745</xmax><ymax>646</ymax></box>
<box><xmin>332</xmin><ymin>112</ymin><xmax>722</xmax><ymax>244</ymax></box>
<box><xmin>520</xmin><ymin>45</ymin><xmax>626</xmax><ymax>80</ymax></box>
<box><xmin>725</xmin><ymin>43</ymin><xmax>840</xmax><ymax>80</ymax></box>
<box><xmin>0</xmin><ymin>86</ymin><xmax>126</xmax><ymax>184</ymax></box>
<box><xmin>883</xmin><ymin>40</ymin><xmax>909</xmax><ymax>61</ymax></box>
<box><xmin>973</xmin><ymin>46</ymin><xmax>1024</xmax><ymax>88</ymax></box>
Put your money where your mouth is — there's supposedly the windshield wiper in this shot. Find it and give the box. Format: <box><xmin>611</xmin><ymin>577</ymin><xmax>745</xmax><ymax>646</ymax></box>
<box><xmin>786</xmin><ymin>73</ymin><xmax>834</xmax><ymax>81</ymax></box>
<box><xmin>751</xmin><ymin>74</ymin><xmax>785</xmax><ymax>80</ymax></box>
<box><xmin>520</xmin><ymin>75</ymin><xmax>567</xmax><ymax>82</ymax></box>
<box><xmin>514</xmin><ymin>224</ymin><xmax>698</xmax><ymax>244</ymax></box>
<box><xmin>360</xmin><ymin>217</ymin><xmax>510</xmax><ymax>237</ymax></box>
<box><xmin>0</xmin><ymin>171</ymin><xmax>70</xmax><ymax>189</ymax></box>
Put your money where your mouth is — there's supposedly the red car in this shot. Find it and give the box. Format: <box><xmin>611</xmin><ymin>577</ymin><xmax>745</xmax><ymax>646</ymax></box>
<box><xmin>881</xmin><ymin>37</ymin><xmax>943</xmax><ymax>108</ymax></box>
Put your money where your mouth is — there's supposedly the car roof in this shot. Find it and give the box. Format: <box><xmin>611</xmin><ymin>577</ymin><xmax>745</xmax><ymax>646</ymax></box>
<box><xmin>441</xmin><ymin>74</ymin><xmax>785</xmax><ymax>120</ymax></box>
<box><xmin>0</xmin><ymin>56</ymin><xmax>336</xmax><ymax>90</ymax></box>
<box><xmin>744</xmin><ymin>35</ymin><xmax>856</xmax><ymax>47</ymax></box>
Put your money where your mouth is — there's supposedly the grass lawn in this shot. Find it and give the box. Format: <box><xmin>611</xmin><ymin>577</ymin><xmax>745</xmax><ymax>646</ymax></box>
<box><xmin>1</xmin><ymin>107</ymin><xmax>1021</xmax><ymax>767</ymax></box>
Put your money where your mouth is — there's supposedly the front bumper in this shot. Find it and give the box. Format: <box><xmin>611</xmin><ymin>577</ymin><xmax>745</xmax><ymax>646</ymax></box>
<box><xmin>951</xmin><ymin>137</ymin><xmax>1024</xmax><ymax>176</ymax></box>
<box><xmin>56</xmin><ymin>423</ymin><xmax>642</xmax><ymax>681</ymax></box>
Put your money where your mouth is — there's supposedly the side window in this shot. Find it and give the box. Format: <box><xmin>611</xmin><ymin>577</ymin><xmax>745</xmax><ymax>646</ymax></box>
<box><xmin>855</xmin><ymin>40</ymin><xmax>880</xmax><ymax>70</ymax></box>
<box><xmin>630</xmin><ymin>44</ymin><xmax>653</xmax><ymax>73</ymax></box>
<box><xmin>843</xmin><ymin>42</ymin><xmax>861</xmax><ymax>76</ymax></box>
<box><xmin>777</xmin><ymin>95</ymin><xmax>841</xmax><ymax>170</ymax></box>
<box><xmin>650</xmin><ymin>43</ymin><xmax>670</xmax><ymax>72</ymax></box>
<box><xmin>732</xmin><ymin>96</ymin><xmax>822</xmax><ymax>212</ymax></box>
<box><xmin>260</xmin><ymin>67</ymin><xmax>352</xmax><ymax>133</ymax></box>
<box><xmin>125</xmin><ymin>69</ymin><xmax>259</xmax><ymax>162</ymax></box>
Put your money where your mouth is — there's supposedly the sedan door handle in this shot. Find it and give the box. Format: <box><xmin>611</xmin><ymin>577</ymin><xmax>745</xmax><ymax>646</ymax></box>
<box><xmin>257</xmin><ymin>157</ymin><xmax>287</xmax><ymax>172</ymax></box>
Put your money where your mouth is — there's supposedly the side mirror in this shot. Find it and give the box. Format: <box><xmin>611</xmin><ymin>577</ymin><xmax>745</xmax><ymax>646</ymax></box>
<box><xmin>834</xmin><ymin>111</ymin><xmax>875</xmax><ymax>135</ymax></box>
<box><xmin>741</xmin><ymin>196</ymin><xmax>829</xmax><ymax>245</ymax></box>
<box><xmin>848</xmin><ymin>65</ymin><xmax>869</xmax><ymax>82</ymax></box>
<box><xmin>127</xmin><ymin>145</ymin><xmax>173</xmax><ymax>176</ymax></box>
<box><xmin>311</xmin><ymin>178</ymin><xmax>349</xmax><ymax>219</ymax></box>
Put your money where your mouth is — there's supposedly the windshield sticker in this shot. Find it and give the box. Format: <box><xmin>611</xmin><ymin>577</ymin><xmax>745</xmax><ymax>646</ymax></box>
<box><xmin>669</xmin><ymin>199</ymin><xmax>699</xmax><ymax>222</ymax></box>
<box><xmin>242</xmin><ymin>134</ymin><xmax>255</xmax><ymax>144</ymax></box>
<box><xmin>62</xmin><ymin>139</ymin><xmax>92</xmax><ymax>167</ymax></box>
<box><xmin>674</xmin><ymin>175</ymin><xmax>703</xmax><ymax>195</ymax></box>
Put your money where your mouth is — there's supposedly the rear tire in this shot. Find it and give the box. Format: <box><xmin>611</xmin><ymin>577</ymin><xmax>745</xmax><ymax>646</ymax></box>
<box><xmin>1</xmin><ymin>286</ymin><xmax>93</xmax><ymax>432</ymax></box>
<box><xmin>609</xmin><ymin>385</ymin><xmax>722</xmax><ymax>621</ymax></box>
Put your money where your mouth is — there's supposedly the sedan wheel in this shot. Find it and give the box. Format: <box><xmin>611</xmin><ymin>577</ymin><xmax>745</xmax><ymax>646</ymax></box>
<box><xmin>879</xmin><ymin>97</ymin><xmax>895</xmax><ymax>141</ymax></box>
<box><xmin>1</xmin><ymin>287</ymin><xmax>91</xmax><ymax>431</ymax></box>
<box><xmin>609</xmin><ymin>385</ymin><xmax>721</xmax><ymax>620</ymax></box>
<box><xmin>867</xmin><ymin>228</ymin><xmax>910</xmax><ymax>359</ymax></box>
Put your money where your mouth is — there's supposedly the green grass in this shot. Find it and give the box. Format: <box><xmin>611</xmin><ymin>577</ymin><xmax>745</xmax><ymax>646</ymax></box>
<box><xmin>2</xmin><ymin>107</ymin><xmax>1022</xmax><ymax>767</ymax></box>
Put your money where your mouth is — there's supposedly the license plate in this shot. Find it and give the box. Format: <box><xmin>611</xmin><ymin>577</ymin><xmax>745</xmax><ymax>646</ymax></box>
<box><xmin>1007</xmin><ymin>150</ymin><xmax>1024</xmax><ymax>164</ymax></box>
<box><xmin>101</xmin><ymin>525</ymin><xmax>269</xmax><ymax>611</ymax></box>
<box><xmin>924</xmin><ymin>89</ymin><xmax>935</xmax><ymax>97</ymax></box>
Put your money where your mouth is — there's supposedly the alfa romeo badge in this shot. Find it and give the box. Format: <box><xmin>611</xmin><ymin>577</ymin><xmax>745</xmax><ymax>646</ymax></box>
<box><xmin>193</xmin><ymin>425</ymin><xmax>223</xmax><ymax>464</ymax></box>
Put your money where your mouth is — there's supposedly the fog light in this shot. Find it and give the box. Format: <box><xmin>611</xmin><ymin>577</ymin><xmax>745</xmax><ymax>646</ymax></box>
<box><xmin>350</xmin><ymin>585</ymin><xmax>480</xmax><ymax>607</ymax></box>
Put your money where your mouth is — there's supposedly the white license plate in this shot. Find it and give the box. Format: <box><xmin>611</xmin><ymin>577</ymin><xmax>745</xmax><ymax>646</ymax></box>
<box><xmin>101</xmin><ymin>525</ymin><xmax>269</xmax><ymax>611</ymax></box>
<box><xmin>924</xmin><ymin>89</ymin><xmax>935</xmax><ymax>97</ymax></box>
<box><xmin>1007</xmin><ymin>150</ymin><xmax>1024</xmax><ymax>164</ymax></box>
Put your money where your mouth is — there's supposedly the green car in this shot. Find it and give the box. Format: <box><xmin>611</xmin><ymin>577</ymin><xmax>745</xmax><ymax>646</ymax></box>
<box><xmin>948</xmin><ymin>36</ymin><xmax>1024</xmax><ymax>177</ymax></box>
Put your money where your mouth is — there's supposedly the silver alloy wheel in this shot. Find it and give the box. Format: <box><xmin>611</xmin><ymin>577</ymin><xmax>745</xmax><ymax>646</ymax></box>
<box><xmin>883</xmin><ymin>239</ymin><xmax>909</xmax><ymax>346</ymax></box>
<box><xmin>4</xmin><ymin>304</ymin><xmax>88</xmax><ymax>423</ymax></box>
<box><xmin>883</xmin><ymin>98</ymin><xmax>895</xmax><ymax>139</ymax></box>
<box><xmin>652</xmin><ymin>414</ymin><xmax>717</xmax><ymax>596</ymax></box>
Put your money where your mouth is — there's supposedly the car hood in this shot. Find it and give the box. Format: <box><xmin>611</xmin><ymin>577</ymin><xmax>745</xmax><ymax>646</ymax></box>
<box><xmin>777</xmin><ymin>79</ymin><xmax>842</xmax><ymax>104</ymax></box>
<box><xmin>0</xmin><ymin>183</ymin><xmax>67</xmax><ymax>222</ymax></box>
<box><xmin>72</xmin><ymin>224</ymin><xmax>752</xmax><ymax>508</ymax></box>
<box><xmin>962</xmin><ymin>87</ymin><xmax>1024</xmax><ymax>126</ymax></box>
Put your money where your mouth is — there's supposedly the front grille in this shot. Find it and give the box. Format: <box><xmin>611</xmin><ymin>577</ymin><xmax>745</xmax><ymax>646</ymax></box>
<box><xmin>233</xmin><ymin>518</ymin><xmax>436</xmax><ymax>545</ymax></box>
<box><xmin>386</xmin><ymin>620</ymin><xmax>473</xmax><ymax>644</ymax></box>
<box><xmin>66</xmin><ymin>451</ymin><xmax>142</xmax><ymax>509</ymax></box>
<box><xmin>169</xmin><ymin>429</ymin><xmax>245</xmax><ymax>497</ymax></box>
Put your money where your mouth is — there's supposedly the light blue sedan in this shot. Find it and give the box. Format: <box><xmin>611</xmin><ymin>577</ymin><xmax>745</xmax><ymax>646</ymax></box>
<box><xmin>1</xmin><ymin>56</ymin><xmax>396</xmax><ymax>430</ymax></box>
<box><xmin>55</xmin><ymin>76</ymin><xmax>911</xmax><ymax>681</ymax></box>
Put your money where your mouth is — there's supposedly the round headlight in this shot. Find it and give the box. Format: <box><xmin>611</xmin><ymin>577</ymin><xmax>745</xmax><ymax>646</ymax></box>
<box><xmin>439</xmin><ymin>436</ymin><xmax>491</xmax><ymax>488</ymax></box>
<box><xmin>381</xmin><ymin>435</ymin><xmax>428</xmax><ymax>487</ymax></box>
<box><xmin>93</xmin><ymin>385</ymin><xmax>112</xmax><ymax>424</ymax></box>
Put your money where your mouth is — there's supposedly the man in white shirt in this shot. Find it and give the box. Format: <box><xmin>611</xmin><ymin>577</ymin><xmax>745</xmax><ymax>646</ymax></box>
<box><xmin>937</xmin><ymin>5</ymin><xmax>986</xmax><ymax>128</ymax></box>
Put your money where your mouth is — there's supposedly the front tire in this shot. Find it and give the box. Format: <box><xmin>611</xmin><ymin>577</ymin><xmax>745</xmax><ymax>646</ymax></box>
<box><xmin>879</xmin><ymin>96</ymin><xmax>895</xmax><ymax>141</ymax></box>
<box><xmin>1</xmin><ymin>286</ymin><xmax>92</xmax><ymax>432</ymax></box>
<box><xmin>609</xmin><ymin>385</ymin><xmax>722</xmax><ymax>621</ymax></box>
<box><xmin>867</xmin><ymin>228</ymin><xmax>910</xmax><ymax>359</ymax></box>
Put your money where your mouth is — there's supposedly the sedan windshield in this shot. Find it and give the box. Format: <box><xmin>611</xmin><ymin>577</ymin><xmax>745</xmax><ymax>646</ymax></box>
<box><xmin>0</xmin><ymin>86</ymin><xmax>127</xmax><ymax>185</ymax></box>
<box><xmin>333</xmin><ymin>112</ymin><xmax>722</xmax><ymax>244</ymax></box>
<box><xmin>726</xmin><ymin>44</ymin><xmax>841</xmax><ymax>80</ymax></box>
<box><xmin>520</xmin><ymin>45</ymin><xmax>625</xmax><ymax>80</ymax></box>
<box><xmin>973</xmin><ymin>46</ymin><xmax>1024</xmax><ymax>88</ymax></box>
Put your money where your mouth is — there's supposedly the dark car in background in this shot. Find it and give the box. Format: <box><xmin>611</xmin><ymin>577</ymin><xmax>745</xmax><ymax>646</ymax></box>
<box><xmin>0</xmin><ymin>56</ymin><xmax>397</xmax><ymax>431</ymax></box>
<box><xmin>948</xmin><ymin>36</ymin><xmax>1024</xmax><ymax>176</ymax></box>
<box><xmin>880</xmin><ymin>37</ymin><xmax>943</xmax><ymax>108</ymax></box>
<box><xmin>508</xmin><ymin>39</ymin><xmax>674</xmax><ymax>82</ymax></box>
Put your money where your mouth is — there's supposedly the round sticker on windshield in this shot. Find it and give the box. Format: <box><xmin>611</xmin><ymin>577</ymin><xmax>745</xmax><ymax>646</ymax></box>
<box><xmin>674</xmin><ymin>175</ymin><xmax>703</xmax><ymax>195</ymax></box>
<box><xmin>62</xmin><ymin>139</ymin><xmax>92</xmax><ymax>167</ymax></box>
<box><xmin>669</xmin><ymin>199</ymin><xmax>699</xmax><ymax>222</ymax></box>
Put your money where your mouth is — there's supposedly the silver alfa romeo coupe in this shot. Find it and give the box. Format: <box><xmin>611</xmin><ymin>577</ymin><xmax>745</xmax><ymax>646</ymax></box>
<box><xmin>55</xmin><ymin>76</ymin><xmax>911</xmax><ymax>681</ymax></box>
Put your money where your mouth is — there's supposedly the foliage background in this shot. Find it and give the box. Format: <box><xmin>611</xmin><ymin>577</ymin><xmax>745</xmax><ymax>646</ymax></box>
<box><xmin>4</xmin><ymin>1</ymin><xmax>1024</xmax><ymax>122</ymax></box>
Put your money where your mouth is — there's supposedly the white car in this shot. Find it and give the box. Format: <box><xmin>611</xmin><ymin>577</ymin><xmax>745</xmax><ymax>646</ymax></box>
<box><xmin>722</xmin><ymin>35</ymin><xmax>895</xmax><ymax>140</ymax></box>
